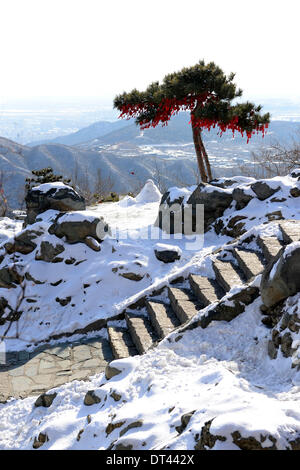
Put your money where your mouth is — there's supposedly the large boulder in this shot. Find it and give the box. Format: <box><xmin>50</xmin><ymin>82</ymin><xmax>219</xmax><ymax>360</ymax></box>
<box><xmin>187</xmin><ymin>183</ymin><xmax>233</xmax><ymax>232</ymax></box>
<box><xmin>48</xmin><ymin>212</ymin><xmax>111</xmax><ymax>244</ymax></box>
<box><xmin>250</xmin><ymin>181</ymin><xmax>280</xmax><ymax>200</ymax></box>
<box><xmin>25</xmin><ymin>183</ymin><xmax>85</xmax><ymax>225</ymax></box>
<box><xmin>154</xmin><ymin>186</ymin><xmax>195</xmax><ymax>234</ymax></box>
<box><xmin>260</xmin><ymin>243</ymin><xmax>300</xmax><ymax>307</ymax></box>
<box><xmin>155</xmin><ymin>183</ymin><xmax>232</xmax><ymax>234</ymax></box>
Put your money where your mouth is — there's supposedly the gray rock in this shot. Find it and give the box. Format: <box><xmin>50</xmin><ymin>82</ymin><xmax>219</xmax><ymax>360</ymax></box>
<box><xmin>114</xmin><ymin>443</ymin><xmax>133</xmax><ymax>450</ymax></box>
<box><xmin>290</xmin><ymin>187</ymin><xmax>300</xmax><ymax>198</ymax></box>
<box><xmin>232</xmin><ymin>188</ymin><xmax>253</xmax><ymax>210</ymax></box>
<box><xmin>281</xmin><ymin>332</ymin><xmax>293</xmax><ymax>357</ymax></box>
<box><xmin>267</xmin><ymin>340</ymin><xmax>278</xmax><ymax>359</ymax></box>
<box><xmin>4</xmin><ymin>229</ymin><xmax>42</xmax><ymax>255</ymax></box>
<box><xmin>187</xmin><ymin>183</ymin><xmax>233</xmax><ymax>231</ymax></box>
<box><xmin>84</xmin><ymin>390</ymin><xmax>101</xmax><ymax>406</ymax></box>
<box><xmin>84</xmin><ymin>237</ymin><xmax>101</xmax><ymax>252</ymax></box>
<box><xmin>49</xmin><ymin>214</ymin><xmax>110</xmax><ymax>244</ymax></box>
<box><xmin>210</xmin><ymin>178</ymin><xmax>236</xmax><ymax>188</ymax></box>
<box><xmin>0</xmin><ymin>266</ymin><xmax>23</xmax><ymax>288</ymax></box>
<box><xmin>175</xmin><ymin>411</ymin><xmax>196</xmax><ymax>434</ymax></box>
<box><xmin>32</xmin><ymin>433</ymin><xmax>49</xmax><ymax>449</ymax></box>
<box><xmin>231</xmin><ymin>430</ymin><xmax>277</xmax><ymax>450</ymax></box>
<box><xmin>251</xmin><ymin>181</ymin><xmax>280</xmax><ymax>200</ymax></box>
<box><xmin>119</xmin><ymin>272</ymin><xmax>144</xmax><ymax>281</ymax></box>
<box><xmin>154</xmin><ymin>249</ymin><xmax>181</xmax><ymax>263</ymax></box>
<box><xmin>25</xmin><ymin>184</ymin><xmax>85</xmax><ymax>225</ymax></box>
<box><xmin>261</xmin><ymin>246</ymin><xmax>300</xmax><ymax>307</ymax></box>
<box><xmin>155</xmin><ymin>183</ymin><xmax>232</xmax><ymax>234</ymax></box>
<box><xmin>290</xmin><ymin>169</ymin><xmax>300</xmax><ymax>179</ymax></box>
<box><xmin>110</xmin><ymin>391</ymin><xmax>122</xmax><ymax>402</ymax></box>
<box><xmin>195</xmin><ymin>419</ymin><xmax>226</xmax><ymax>450</ymax></box>
<box><xmin>200</xmin><ymin>286</ymin><xmax>259</xmax><ymax>328</ymax></box>
<box><xmin>266</xmin><ymin>210</ymin><xmax>283</xmax><ymax>221</ymax></box>
<box><xmin>34</xmin><ymin>392</ymin><xmax>57</xmax><ymax>408</ymax></box>
<box><xmin>119</xmin><ymin>420</ymin><xmax>143</xmax><ymax>437</ymax></box>
<box><xmin>24</xmin><ymin>272</ymin><xmax>45</xmax><ymax>284</ymax></box>
<box><xmin>35</xmin><ymin>241</ymin><xmax>65</xmax><ymax>262</ymax></box>
<box><xmin>55</xmin><ymin>296</ymin><xmax>71</xmax><ymax>307</ymax></box>
<box><xmin>105</xmin><ymin>364</ymin><xmax>122</xmax><ymax>380</ymax></box>
<box><xmin>0</xmin><ymin>297</ymin><xmax>10</xmax><ymax>324</ymax></box>
<box><xmin>220</xmin><ymin>215</ymin><xmax>247</xmax><ymax>238</ymax></box>
<box><xmin>154</xmin><ymin>190</ymin><xmax>185</xmax><ymax>234</ymax></box>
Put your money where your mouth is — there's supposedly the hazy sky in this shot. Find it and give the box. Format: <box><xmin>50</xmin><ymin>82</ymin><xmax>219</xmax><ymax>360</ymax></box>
<box><xmin>1</xmin><ymin>0</ymin><xmax>299</xmax><ymax>103</ymax></box>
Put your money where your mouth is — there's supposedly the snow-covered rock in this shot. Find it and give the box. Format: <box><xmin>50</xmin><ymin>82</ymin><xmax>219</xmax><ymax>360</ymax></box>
<box><xmin>261</xmin><ymin>242</ymin><xmax>300</xmax><ymax>307</ymax></box>
<box><xmin>25</xmin><ymin>183</ymin><xmax>85</xmax><ymax>225</ymax></box>
<box><xmin>154</xmin><ymin>243</ymin><xmax>182</xmax><ymax>263</ymax></box>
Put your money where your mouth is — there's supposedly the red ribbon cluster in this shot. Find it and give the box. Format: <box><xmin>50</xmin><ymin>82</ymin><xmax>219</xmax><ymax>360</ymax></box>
<box><xmin>119</xmin><ymin>95</ymin><xmax>268</xmax><ymax>142</ymax></box>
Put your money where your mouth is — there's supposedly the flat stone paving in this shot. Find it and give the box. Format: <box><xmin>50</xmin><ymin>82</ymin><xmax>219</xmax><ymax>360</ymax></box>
<box><xmin>0</xmin><ymin>336</ymin><xmax>113</xmax><ymax>402</ymax></box>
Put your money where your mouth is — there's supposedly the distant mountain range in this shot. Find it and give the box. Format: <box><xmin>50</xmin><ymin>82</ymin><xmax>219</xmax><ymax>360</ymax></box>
<box><xmin>1</xmin><ymin>114</ymin><xmax>299</xmax><ymax>210</ymax></box>
<box><xmin>28</xmin><ymin>112</ymin><xmax>300</xmax><ymax>148</ymax></box>
<box><xmin>27</xmin><ymin>120</ymin><xmax>129</xmax><ymax>147</ymax></box>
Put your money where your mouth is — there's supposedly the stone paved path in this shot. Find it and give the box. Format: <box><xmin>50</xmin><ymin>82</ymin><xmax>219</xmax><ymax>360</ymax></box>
<box><xmin>0</xmin><ymin>336</ymin><xmax>113</xmax><ymax>402</ymax></box>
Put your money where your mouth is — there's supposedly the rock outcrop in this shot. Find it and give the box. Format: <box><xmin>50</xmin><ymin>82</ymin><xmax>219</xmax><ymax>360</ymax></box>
<box><xmin>260</xmin><ymin>243</ymin><xmax>300</xmax><ymax>307</ymax></box>
<box><xmin>25</xmin><ymin>182</ymin><xmax>85</xmax><ymax>225</ymax></box>
<box><xmin>48</xmin><ymin>212</ymin><xmax>110</xmax><ymax>244</ymax></box>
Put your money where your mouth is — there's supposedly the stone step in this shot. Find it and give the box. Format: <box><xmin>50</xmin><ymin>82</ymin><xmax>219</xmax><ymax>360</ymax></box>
<box><xmin>213</xmin><ymin>259</ymin><xmax>244</xmax><ymax>292</ymax></box>
<box><xmin>107</xmin><ymin>326</ymin><xmax>138</xmax><ymax>359</ymax></box>
<box><xmin>168</xmin><ymin>287</ymin><xmax>200</xmax><ymax>324</ymax></box>
<box><xmin>146</xmin><ymin>301</ymin><xmax>180</xmax><ymax>339</ymax></box>
<box><xmin>233</xmin><ymin>248</ymin><xmax>265</xmax><ymax>280</ymax></box>
<box><xmin>125</xmin><ymin>313</ymin><xmax>158</xmax><ymax>355</ymax></box>
<box><xmin>257</xmin><ymin>236</ymin><xmax>283</xmax><ymax>263</ymax></box>
<box><xmin>279</xmin><ymin>220</ymin><xmax>300</xmax><ymax>244</ymax></box>
<box><xmin>189</xmin><ymin>274</ymin><xmax>223</xmax><ymax>306</ymax></box>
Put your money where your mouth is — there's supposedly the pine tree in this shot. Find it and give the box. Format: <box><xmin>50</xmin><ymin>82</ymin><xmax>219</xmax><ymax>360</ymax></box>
<box><xmin>114</xmin><ymin>60</ymin><xmax>270</xmax><ymax>182</ymax></box>
<box><xmin>25</xmin><ymin>168</ymin><xmax>71</xmax><ymax>192</ymax></box>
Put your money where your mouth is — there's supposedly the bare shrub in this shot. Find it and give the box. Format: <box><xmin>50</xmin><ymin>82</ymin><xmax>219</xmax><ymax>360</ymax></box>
<box><xmin>239</xmin><ymin>131</ymin><xmax>300</xmax><ymax>178</ymax></box>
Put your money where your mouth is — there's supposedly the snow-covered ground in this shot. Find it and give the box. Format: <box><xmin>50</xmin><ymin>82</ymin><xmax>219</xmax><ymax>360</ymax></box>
<box><xmin>0</xmin><ymin>181</ymin><xmax>230</xmax><ymax>350</ymax></box>
<box><xmin>1</xmin><ymin>176</ymin><xmax>300</xmax><ymax>450</ymax></box>
<box><xmin>1</xmin><ymin>291</ymin><xmax>300</xmax><ymax>450</ymax></box>
<box><xmin>1</xmin><ymin>175</ymin><xmax>300</xmax><ymax>350</ymax></box>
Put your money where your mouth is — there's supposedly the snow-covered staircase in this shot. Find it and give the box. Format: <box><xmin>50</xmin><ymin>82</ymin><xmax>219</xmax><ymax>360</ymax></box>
<box><xmin>107</xmin><ymin>220</ymin><xmax>298</xmax><ymax>361</ymax></box>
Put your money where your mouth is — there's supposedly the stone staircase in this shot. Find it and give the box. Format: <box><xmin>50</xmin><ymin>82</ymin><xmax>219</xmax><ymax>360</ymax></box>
<box><xmin>106</xmin><ymin>220</ymin><xmax>298</xmax><ymax>359</ymax></box>
<box><xmin>0</xmin><ymin>220</ymin><xmax>298</xmax><ymax>402</ymax></box>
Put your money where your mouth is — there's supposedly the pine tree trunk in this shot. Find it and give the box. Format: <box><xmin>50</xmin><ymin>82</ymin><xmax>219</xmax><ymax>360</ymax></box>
<box><xmin>192</xmin><ymin>125</ymin><xmax>208</xmax><ymax>183</ymax></box>
<box><xmin>198</xmin><ymin>131</ymin><xmax>212</xmax><ymax>181</ymax></box>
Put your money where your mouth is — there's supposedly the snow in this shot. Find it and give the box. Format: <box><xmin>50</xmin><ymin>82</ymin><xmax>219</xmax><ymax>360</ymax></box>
<box><xmin>1</xmin><ymin>294</ymin><xmax>300</xmax><ymax>450</ymax></box>
<box><xmin>154</xmin><ymin>243</ymin><xmax>182</xmax><ymax>255</ymax></box>
<box><xmin>0</xmin><ymin>217</ymin><xmax>23</xmax><ymax>244</ymax></box>
<box><xmin>0</xmin><ymin>182</ymin><xmax>215</xmax><ymax>350</ymax></box>
<box><xmin>1</xmin><ymin>175</ymin><xmax>300</xmax><ymax>450</ymax></box>
<box><xmin>52</xmin><ymin>210</ymin><xmax>104</xmax><ymax>224</ymax></box>
<box><xmin>283</xmin><ymin>241</ymin><xmax>300</xmax><ymax>258</ymax></box>
<box><xmin>31</xmin><ymin>182</ymin><xmax>74</xmax><ymax>194</ymax></box>
<box><xmin>269</xmin><ymin>258</ymin><xmax>280</xmax><ymax>281</ymax></box>
<box><xmin>1</xmin><ymin>175</ymin><xmax>300</xmax><ymax>351</ymax></box>
<box><xmin>167</xmin><ymin>186</ymin><xmax>196</xmax><ymax>204</ymax></box>
<box><xmin>135</xmin><ymin>179</ymin><xmax>162</xmax><ymax>204</ymax></box>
